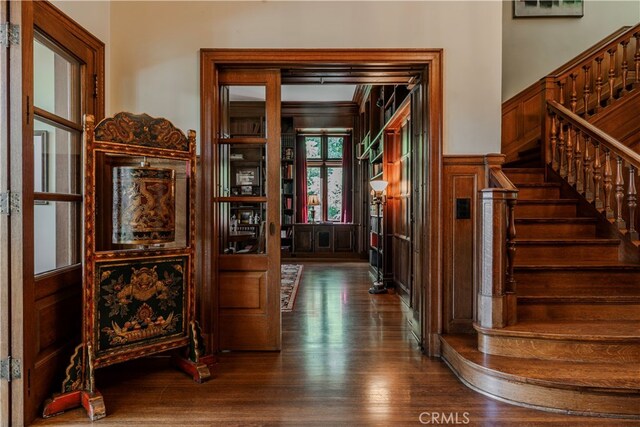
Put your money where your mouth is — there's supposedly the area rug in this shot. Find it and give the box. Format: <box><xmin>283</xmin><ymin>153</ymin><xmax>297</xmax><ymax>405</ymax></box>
<box><xmin>281</xmin><ymin>264</ymin><xmax>303</xmax><ymax>312</ymax></box>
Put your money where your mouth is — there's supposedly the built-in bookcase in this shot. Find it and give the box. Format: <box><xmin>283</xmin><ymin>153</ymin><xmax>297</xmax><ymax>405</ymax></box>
<box><xmin>357</xmin><ymin>84</ymin><xmax>412</xmax><ymax>280</ymax></box>
<box><xmin>281</xmin><ymin>118</ymin><xmax>296</xmax><ymax>256</ymax></box>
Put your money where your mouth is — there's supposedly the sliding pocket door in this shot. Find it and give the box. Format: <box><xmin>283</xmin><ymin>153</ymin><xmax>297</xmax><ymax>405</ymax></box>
<box><xmin>214</xmin><ymin>69</ymin><xmax>281</xmax><ymax>350</ymax></box>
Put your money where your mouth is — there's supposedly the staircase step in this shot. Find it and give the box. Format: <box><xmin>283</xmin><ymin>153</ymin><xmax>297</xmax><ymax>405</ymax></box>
<box><xmin>440</xmin><ymin>334</ymin><xmax>640</xmax><ymax>418</ymax></box>
<box><xmin>518</xmin><ymin>145</ymin><xmax>542</xmax><ymax>157</ymax></box>
<box><xmin>515</xmin><ymin>199</ymin><xmax>578</xmax><ymax>218</ymax></box>
<box><xmin>517</xmin><ymin>295</ymin><xmax>640</xmax><ymax>321</ymax></box>
<box><xmin>475</xmin><ymin>320</ymin><xmax>640</xmax><ymax>363</ymax></box>
<box><xmin>515</xmin><ymin>183</ymin><xmax>561</xmax><ymax>199</ymax></box>
<box><xmin>515</xmin><ymin>238</ymin><xmax>620</xmax><ymax>262</ymax></box>
<box><xmin>515</xmin><ymin>217</ymin><xmax>597</xmax><ymax>238</ymax></box>
<box><xmin>515</xmin><ymin>263</ymin><xmax>640</xmax><ymax>290</ymax></box>
<box><xmin>503</xmin><ymin>168</ymin><xmax>545</xmax><ymax>184</ymax></box>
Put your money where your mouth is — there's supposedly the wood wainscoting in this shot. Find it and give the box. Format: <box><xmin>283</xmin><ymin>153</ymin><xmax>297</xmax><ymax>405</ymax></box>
<box><xmin>442</xmin><ymin>155</ymin><xmax>505</xmax><ymax>334</ymax></box>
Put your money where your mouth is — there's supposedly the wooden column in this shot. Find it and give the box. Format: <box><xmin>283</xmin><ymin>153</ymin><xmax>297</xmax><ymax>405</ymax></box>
<box><xmin>477</xmin><ymin>188</ymin><xmax>518</xmax><ymax>329</ymax></box>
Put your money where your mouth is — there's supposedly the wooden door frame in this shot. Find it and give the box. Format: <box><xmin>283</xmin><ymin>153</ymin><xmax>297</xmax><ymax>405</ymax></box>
<box><xmin>5</xmin><ymin>1</ymin><xmax>105</xmax><ymax>424</ymax></box>
<box><xmin>0</xmin><ymin>0</ymin><xmax>11</xmax><ymax>424</ymax></box>
<box><xmin>200</xmin><ymin>49</ymin><xmax>443</xmax><ymax>356</ymax></box>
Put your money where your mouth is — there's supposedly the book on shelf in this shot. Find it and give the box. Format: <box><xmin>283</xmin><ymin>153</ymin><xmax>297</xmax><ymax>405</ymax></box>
<box><xmin>283</xmin><ymin>182</ymin><xmax>293</xmax><ymax>194</ymax></box>
<box><xmin>282</xmin><ymin>164</ymin><xmax>294</xmax><ymax>179</ymax></box>
<box><xmin>284</xmin><ymin>197</ymin><xmax>293</xmax><ymax>209</ymax></box>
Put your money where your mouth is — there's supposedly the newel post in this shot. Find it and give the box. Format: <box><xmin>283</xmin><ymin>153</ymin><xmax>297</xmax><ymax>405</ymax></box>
<box><xmin>477</xmin><ymin>189</ymin><xmax>518</xmax><ymax>329</ymax></box>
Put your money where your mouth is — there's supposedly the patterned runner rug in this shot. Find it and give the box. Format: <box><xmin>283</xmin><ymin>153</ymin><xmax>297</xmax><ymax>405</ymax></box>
<box><xmin>281</xmin><ymin>264</ymin><xmax>303</xmax><ymax>312</ymax></box>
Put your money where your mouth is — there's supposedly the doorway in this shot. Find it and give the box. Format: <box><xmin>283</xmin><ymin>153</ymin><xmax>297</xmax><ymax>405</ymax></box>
<box><xmin>200</xmin><ymin>50</ymin><xmax>443</xmax><ymax>357</ymax></box>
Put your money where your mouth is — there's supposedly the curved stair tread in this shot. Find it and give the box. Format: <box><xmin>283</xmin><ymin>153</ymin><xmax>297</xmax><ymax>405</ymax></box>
<box><xmin>515</xmin><ymin>217</ymin><xmax>598</xmax><ymax>224</ymax></box>
<box><xmin>475</xmin><ymin>320</ymin><xmax>640</xmax><ymax>341</ymax></box>
<box><xmin>514</xmin><ymin>238</ymin><xmax>620</xmax><ymax>245</ymax></box>
<box><xmin>519</xmin><ymin>295</ymin><xmax>640</xmax><ymax>303</ymax></box>
<box><xmin>517</xmin><ymin>199</ymin><xmax>579</xmax><ymax>204</ymax></box>
<box><xmin>442</xmin><ymin>335</ymin><xmax>640</xmax><ymax>392</ymax></box>
<box><xmin>515</xmin><ymin>261</ymin><xmax>640</xmax><ymax>269</ymax></box>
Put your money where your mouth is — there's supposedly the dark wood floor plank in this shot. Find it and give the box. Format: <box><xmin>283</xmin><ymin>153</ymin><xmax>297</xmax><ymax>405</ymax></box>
<box><xmin>32</xmin><ymin>262</ymin><xmax>634</xmax><ymax>425</ymax></box>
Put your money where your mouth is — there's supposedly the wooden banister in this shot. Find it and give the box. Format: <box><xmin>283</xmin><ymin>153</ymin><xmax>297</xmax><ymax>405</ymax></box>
<box><xmin>549</xmin><ymin>25</ymin><xmax>634</xmax><ymax>80</ymax></box>
<box><xmin>547</xmin><ymin>99</ymin><xmax>640</xmax><ymax>243</ymax></box>
<box><xmin>548</xmin><ymin>100</ymin><xmax>640</xmax><ymax>166</ymax></box>
<box><xmin>477</xmin><ymin>168</ymin><xmax>518</xmax><ymax>329</ymax></box>
<box><xmin>503</xmin><ymin>23</ymin><xmax>640</xmax><ymax>166</ymax></box>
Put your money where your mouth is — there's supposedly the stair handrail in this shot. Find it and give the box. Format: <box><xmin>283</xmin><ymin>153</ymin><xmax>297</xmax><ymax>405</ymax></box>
<box><xmin>547</xmin><ymin>99</ymin><xmax>640</xmax><ymax>241</ymax></box>
<box><xmin>503</xmin><ymin>23</ymin><xmax>640</xmax><ymax>165</ymax></box>
<box><xmin>477</xmin><ymin>167</ymin><xmax>518</xmax><ymax>329</ymax></box>
<box><xmin>549</xmin><ymin>25</ymin><xmax>634</xmax><ymax>80</ymax></box>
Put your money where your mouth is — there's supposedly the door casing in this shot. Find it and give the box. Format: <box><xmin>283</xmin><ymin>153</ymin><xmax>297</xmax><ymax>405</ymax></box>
<box><xmin>200</xmin><ymin>49</ymin><xmax>443</xmax><ymax>356</ymax></box>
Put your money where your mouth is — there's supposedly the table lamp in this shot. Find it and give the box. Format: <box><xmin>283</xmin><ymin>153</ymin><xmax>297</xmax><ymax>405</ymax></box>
<box><xmin>308</xmin><ymin>194</ymin><xmax>320</xmax><ymax>223</ymax></box>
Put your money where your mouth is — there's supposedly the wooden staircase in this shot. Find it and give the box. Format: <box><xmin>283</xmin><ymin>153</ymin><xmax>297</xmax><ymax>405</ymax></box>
<box><xmin>442</xmin><ymin>167</ymin><xmax>640</xmax><ymax>418</ymax></box>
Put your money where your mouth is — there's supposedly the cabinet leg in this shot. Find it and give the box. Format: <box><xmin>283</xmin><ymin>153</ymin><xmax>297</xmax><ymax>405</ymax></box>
<box><xmin>42</xmin><ymin>389</ymin><xmax>106</xmax><ymax>421</ymax></box>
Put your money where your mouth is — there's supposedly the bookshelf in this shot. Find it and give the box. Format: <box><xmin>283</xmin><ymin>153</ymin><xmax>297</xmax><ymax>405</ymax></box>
<box><xmin>358</xmin><ymin>84</ymin><xmax>412</xmax><ymax>281</ymax></box>
<box><xmin>281</xmin><ymin>124</ymin><xmax>296</xmax><ymax>256</ymax></box>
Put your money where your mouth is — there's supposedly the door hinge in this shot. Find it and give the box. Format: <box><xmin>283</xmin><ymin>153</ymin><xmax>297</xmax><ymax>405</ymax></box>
<box><xmin>0</xmin><ymin>191</ymin><xmax>20</xmax><ymax>216</ymax></box>
<box><xmin>0</xmin><ymin>23</ymin><xmax>19</xmax><ymax>47</ymax></box>
<box><xmin>0</xmin><ymin>357</ymin><xmax>21</xmax><ymax>382</ymax></box>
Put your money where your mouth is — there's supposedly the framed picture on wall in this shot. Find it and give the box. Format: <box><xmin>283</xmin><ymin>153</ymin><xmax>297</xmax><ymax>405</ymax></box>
<box><xmin>514</xmin><ymin>0</ymin><xmax>583</xmax><ymax>18</ymax></box>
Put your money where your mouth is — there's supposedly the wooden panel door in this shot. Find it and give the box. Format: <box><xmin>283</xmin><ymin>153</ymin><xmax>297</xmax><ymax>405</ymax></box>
<box><xmin>5</xmin><ymin>2</ymin><xmax>104</xmax><ymax>424</ymax></box>
<box><xmin>215</xmin><ymin>69</ymin><xmax>281</xmax><ymax>350</ymax></box>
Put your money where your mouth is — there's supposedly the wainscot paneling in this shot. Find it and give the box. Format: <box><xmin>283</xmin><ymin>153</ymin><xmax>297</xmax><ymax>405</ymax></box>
<box><xmin>442</xmin><ymin>155</ymin><xmax>504</xmax><ymax>334</ymax></box>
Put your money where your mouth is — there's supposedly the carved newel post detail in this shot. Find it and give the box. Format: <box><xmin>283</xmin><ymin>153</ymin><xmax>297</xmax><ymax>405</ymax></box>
<box><xmin>477</xmin><ymin>182</ymin><xmax>518</xmax><ymax>329</ymax></box>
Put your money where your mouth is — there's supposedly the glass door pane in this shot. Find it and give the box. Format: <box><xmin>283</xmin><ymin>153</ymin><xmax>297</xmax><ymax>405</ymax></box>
<box><xmin>33</xmin><ymin>33</ymin><xmax>81</xmax><ymax>124</ymax></box>
<box><xmin>220</xmin><ymin>85</ymin><xmax>266</xmax><ymax>139</ymax></box>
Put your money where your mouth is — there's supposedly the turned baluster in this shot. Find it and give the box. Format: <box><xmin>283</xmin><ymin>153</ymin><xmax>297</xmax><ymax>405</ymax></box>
<box><xmin>621</xmin><ymin>40</ymin><xmax>630</xmax><ymax>94</ymax></box>
<box><xmin>558</xmin><ymin>119</ymin><xmax>567</xmax><ymax>179</ymax></box>
<box><xmin>627</xmin><ymin>165</ymin><xmax>639</xmax><ymax>241</ymax></box>
<box><xmin>558</xmin><ymin>80</ymin><xmax>566</xmax><ymax>106</ymax></box>
<box><xmin>575</xmin><ymin>130</ymin><xmax>584</xmax><ymax>194</ymax></box>
<box><xmin>582</xmin><ymin>64</ymin><xmax>592</xmax><ymax>117</ymax></box>
<box><xmin>550</xmin><ymin>113</ymin><xmax>558</xmax><ymax>171</ymax></box>
<box><xmin>607</xmin><ymin>47</ymin><xmax>618</xmax><ymax>104</ymax></box>
<box><xmin>635</xmin><ymin>32</ymin><xmax>640</xmax><ymax>85</ymax></box>
<box><xmin>506</xmin><ymin>198</ymin><xmax>517</xmax><ymax>295</ymax></box>
<box><xmin>566</xmin><ymin>126</ymin><xmax>575</xmax><ymax>185</ymax></box>
<box><xmin>603</xmin><ymin>148</ymin><xmax>614</xmax><ymax>219</ymax></box>
<box><xmin>570</xmin><ymin>73</ymin><xmax>578</xmax><ymax>113</ymax></box>
<box><xmin>615</xmin><ymin>156</ymin><xmax>626</xmax><ymax>229</ymax></box>
<box><xmin>584</xmin><ymin>136</ymin><xmax>594</xmax><ymax>202</ymax></box>
<box><xmin>595</xmin><ymin>56</ymin><xmax>604</xmax><ymax>112</ymax></box>
<box><xmin>593</xmin><ymin>141</ymin><xmax>603</xmax><ymax>210</ymax></box>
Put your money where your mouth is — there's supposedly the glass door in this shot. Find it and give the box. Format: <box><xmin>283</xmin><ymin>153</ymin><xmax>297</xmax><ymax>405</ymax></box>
<box><xmin>215</xmin><ymin>69</ymin><xmax>281</xmax><ymax>350</ymax></box>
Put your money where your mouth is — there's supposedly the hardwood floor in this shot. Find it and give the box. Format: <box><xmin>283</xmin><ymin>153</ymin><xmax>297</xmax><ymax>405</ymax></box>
<box><xmin>33</xmin><ymin>262</ymin><xmax>634</xmax><ymax>426</ymax></box>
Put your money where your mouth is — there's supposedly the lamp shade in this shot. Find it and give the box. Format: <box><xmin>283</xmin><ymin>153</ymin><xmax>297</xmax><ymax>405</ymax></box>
<box><xmin>369</xmin><ymin>180</ymin><xmax>389</xmax><ymax>194</ymax></box>
<box><xmin>112</xmin><ymin>165</ymin><xmax>176</xmax><ymax>244</ymax></box>
<box><xmin>307</xmin><ymin>194</ymin><xmax>321</xmax><ymax>206</ymax></box>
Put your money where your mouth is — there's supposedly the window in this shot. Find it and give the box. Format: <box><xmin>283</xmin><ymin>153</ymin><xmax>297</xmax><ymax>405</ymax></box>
<box><xmin>304</xmin><ymin>133</ymin><xmax>348</xmax><ymax>222</ymax></box>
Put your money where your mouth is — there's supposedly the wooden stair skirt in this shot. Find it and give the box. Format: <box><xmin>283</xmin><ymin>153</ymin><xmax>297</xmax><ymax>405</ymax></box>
<box><xmin>441</xmin><ymin>335</ymin><xmax>640</xmax><ymax>419</ymax></box>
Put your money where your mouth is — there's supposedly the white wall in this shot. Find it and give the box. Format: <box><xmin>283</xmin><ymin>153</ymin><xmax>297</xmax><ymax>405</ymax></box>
<box><xmin>104</xmin><ymin>1</ymin><xmax>502</xmax><ymax>154</ymax></box>
<box><xmin>52</xmin><ymin>0</ymin><xmax>111</xmax><ymax>112</ymax></box>
<box><xmin>502</xmin><ymin>0</ymin><xmax>640</xmax><ymax>100</ymax></box>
